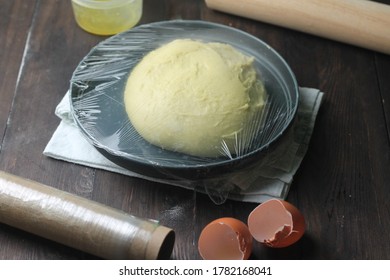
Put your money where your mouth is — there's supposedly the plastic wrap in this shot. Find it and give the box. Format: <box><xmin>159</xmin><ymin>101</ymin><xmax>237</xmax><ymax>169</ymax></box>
<box><xmin>70</xmin><ymin>20</ymin><xmax>299</xmax><ymax>202</ymax></box>
<box><xmin>0</xmin><ymin>171</ymin><xmax>175</xmax><ymax>259</ymax></box>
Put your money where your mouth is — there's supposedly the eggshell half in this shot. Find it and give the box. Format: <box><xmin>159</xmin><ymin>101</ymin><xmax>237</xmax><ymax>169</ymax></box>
<box><xmin>198</xmin><ymin>217</ymin><xmax>253</xmax><ymax>260</ymax></box>
<box><xmin>248</xmin><ymin>199</ymin><xmax>305</xmax><ymax>248</ymax></box>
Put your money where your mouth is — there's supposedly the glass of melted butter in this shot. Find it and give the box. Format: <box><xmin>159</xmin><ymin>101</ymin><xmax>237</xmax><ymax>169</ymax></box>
<box><xmin>71</xmin><ymin>0</ymin><xmax>143</xmax><ymax>35</ymax></box>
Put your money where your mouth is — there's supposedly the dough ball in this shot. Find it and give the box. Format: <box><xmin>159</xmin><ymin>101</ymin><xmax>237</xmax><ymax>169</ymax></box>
<box><xmin>124</xmin><ymin>39</ymin><xmax>267</xmax><ymax>157</ymax></box>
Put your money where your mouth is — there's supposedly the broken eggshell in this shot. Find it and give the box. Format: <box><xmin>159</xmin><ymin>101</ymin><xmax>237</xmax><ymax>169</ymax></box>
<box><xmin>247</xmin><ymin>199</ymin><xmax>305</xmax><ymax>248</ymax></box>
<box><xmin>198</xmin><ymin>217</ymin><xmax>253</xmax><ymax>260</ymax></box>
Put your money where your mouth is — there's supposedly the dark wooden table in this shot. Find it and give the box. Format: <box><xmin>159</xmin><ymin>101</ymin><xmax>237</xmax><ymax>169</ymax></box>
<box><xmin>1</xmin><ymin>0</ymin><xmax>390</xmax><ymax>260</ymax></box>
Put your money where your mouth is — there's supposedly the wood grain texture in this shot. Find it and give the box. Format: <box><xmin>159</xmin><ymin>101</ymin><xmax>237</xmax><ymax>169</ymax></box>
<box><xmin>0</xmin><ymin>0</ymin><xmax>390</xmax><ymax>260</ymax></box>
<box><xmin>0</xmin><ymin>1</ymin><xmax>37</xmax><ymax>142</ymax></box>
<box><xmin>205</xmin><ymin>0</ymin><xmax>390</xmax><ymax>55</ymax></box>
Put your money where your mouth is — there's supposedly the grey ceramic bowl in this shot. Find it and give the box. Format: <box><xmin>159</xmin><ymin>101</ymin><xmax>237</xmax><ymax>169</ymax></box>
<box><xmin>70</xmin><ymin>20</ymin><xmax>299</xmax><ymax>181</ymax></box>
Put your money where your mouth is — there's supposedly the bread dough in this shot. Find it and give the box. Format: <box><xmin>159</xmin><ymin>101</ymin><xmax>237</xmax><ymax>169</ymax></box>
<box><xmin>124</xmin><ymin>39</ymin><xmax>267</xmax><ymax>157</ymax></box>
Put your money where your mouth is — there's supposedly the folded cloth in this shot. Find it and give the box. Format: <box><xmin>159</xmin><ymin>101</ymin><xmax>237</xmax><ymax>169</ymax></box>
<box><xmin>44</xmin><ymin>87</ymin><xmax>323</xmax><ymax>203</ymax></box>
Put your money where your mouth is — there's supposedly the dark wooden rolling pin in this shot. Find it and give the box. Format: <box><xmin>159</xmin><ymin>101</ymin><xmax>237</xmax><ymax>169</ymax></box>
<box><xmin>0</xmin><ymin>171</ymin><xmax>175</xmax><ymax>259</ymax></box>
<box><xmin>205</xmin><ymin>0</ymin><xmax>390</xmax><ymax>55</ymax></box>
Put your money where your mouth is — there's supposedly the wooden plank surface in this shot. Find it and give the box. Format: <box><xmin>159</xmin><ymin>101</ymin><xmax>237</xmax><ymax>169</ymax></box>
<box><xmin>1</xmin><ymin>0</ymin><xmax>390</xmax><ymax>260</ymax></box>
<box><xmin>0</xmin><ymin>1</ymin><xmax>37</xmax><ymax>141</ymax></box>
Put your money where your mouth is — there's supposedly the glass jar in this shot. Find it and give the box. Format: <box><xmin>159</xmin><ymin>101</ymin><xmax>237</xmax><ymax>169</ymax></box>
<box><xmin>71</xmin><ymin>0</ymin><xmax>143</xmax><ymax>35</ymax></box>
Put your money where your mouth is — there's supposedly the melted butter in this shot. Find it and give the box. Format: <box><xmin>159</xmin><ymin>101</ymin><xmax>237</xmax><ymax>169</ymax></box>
<box><xmin>71</xmin><ymin>0</ymin><xmax>142</xmax><ymax>35</ymax></box>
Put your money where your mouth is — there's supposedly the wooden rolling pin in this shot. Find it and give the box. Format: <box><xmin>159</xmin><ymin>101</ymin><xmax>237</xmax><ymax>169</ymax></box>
<box><xmin>205</xmin><ymin>0</ymin><xmax>390</xmax><ymax>55</ymax></box>
<box><xmin>0</xmin><ymin>171</ymin><xmax>175</xmax><ymax>259</ymax></box>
